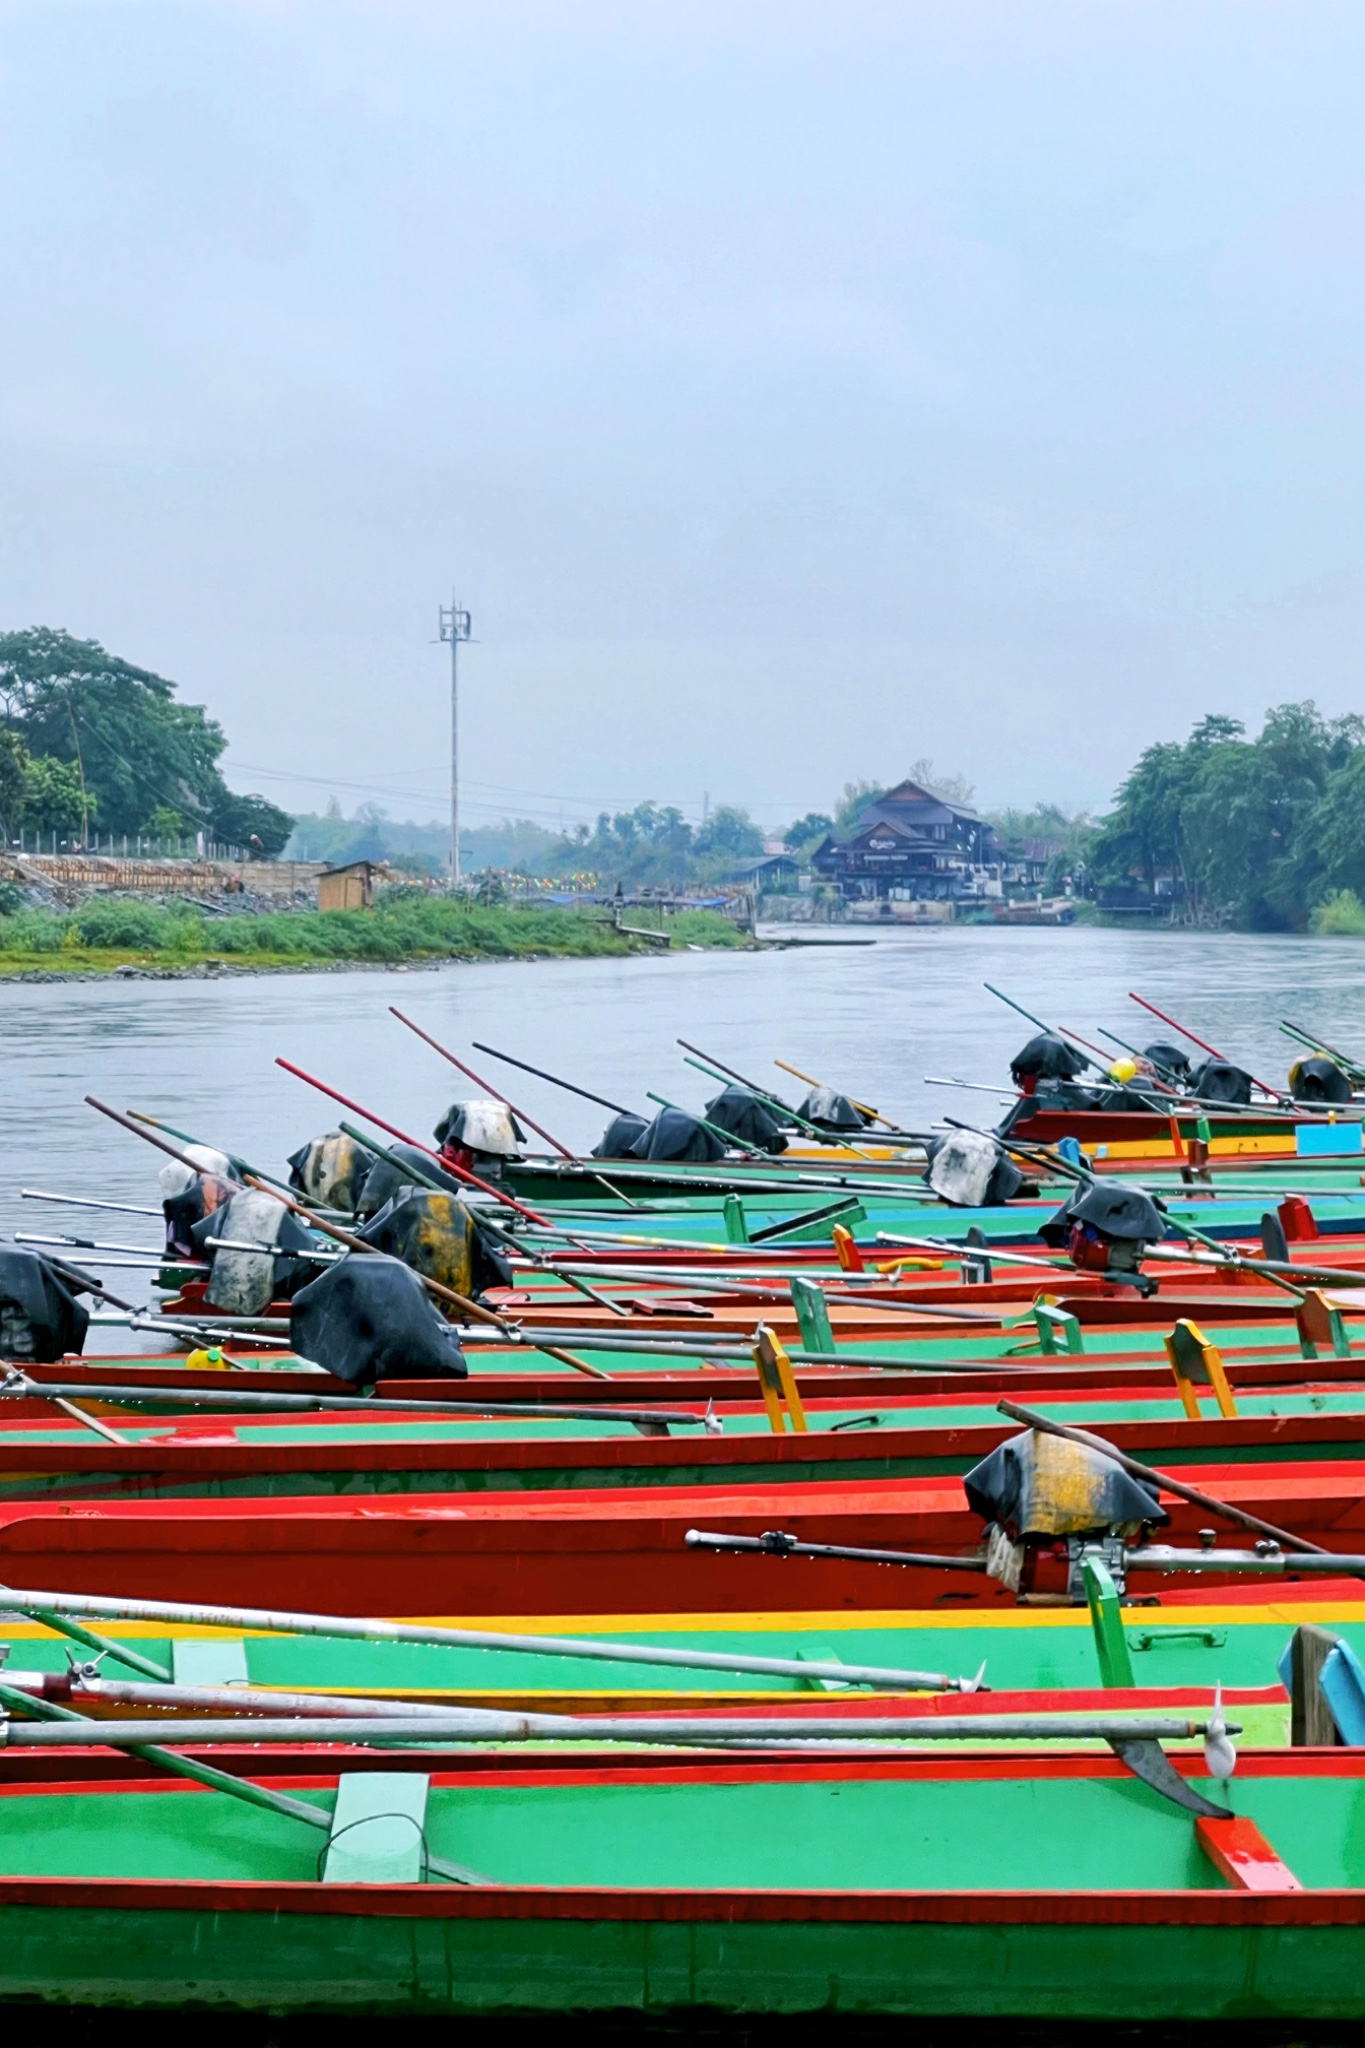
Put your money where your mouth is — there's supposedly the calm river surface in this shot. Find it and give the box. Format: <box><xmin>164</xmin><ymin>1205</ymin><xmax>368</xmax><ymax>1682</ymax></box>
<box><xmin>3</xmin><ymin>927</ymin><xmax>1365</xmax><ymax>1243</ymax></box>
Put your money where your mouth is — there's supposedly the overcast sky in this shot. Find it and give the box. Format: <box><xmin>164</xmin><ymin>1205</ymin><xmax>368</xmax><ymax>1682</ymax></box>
<box><xmin>3</xmin><ymin>1</ymin><xmax>1365</xmax><ymax>835</ymax></box>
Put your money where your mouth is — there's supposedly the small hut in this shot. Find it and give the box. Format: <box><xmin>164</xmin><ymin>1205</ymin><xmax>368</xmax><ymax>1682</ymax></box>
<box><xmin>317</xmin><ymin>860</ymin><xmax>382</xmax><ymax>912</ymax></box>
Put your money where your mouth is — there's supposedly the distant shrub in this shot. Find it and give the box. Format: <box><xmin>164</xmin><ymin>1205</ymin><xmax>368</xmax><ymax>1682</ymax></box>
<box><xmin>0</xmin><ymin>911</ymin><xmax>71</xmax><ymax>952</ymax></box>
<box><xmin>73</xmin><ymin>898</ymin><xmax>186</xmax><ymax>949</ymax></box>
<box><xmin>1311</xmin><ymin>889</ymin><xmax>1365</xmax><ymax>937</ymax></box>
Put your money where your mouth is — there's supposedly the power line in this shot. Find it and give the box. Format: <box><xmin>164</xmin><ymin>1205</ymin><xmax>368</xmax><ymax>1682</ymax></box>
<box><xmin>225</xmin><ymin>756</ymin><xmax>823</xmax><ymax>819</ymax></box>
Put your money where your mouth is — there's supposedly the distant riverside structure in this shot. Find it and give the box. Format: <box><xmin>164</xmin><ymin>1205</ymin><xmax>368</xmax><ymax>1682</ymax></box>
<box><xmin>811</xmin><ymin>780</ymin><xmax>1005</xmax><ymax>907</ymax></box>
<box><xmin>317</xmin><ymin>859</ymin><xmax>385</xmax><ymax>912</ymax></box>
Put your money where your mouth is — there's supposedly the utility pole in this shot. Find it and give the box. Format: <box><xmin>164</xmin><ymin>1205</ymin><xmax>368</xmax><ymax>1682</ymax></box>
<box><xmin>438</xmin><ymin>594</ymin><xmax>472</xmax><ymax>885</ymax></box>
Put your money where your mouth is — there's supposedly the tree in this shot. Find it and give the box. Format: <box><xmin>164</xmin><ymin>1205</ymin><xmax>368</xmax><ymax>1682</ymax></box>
<box><xmin>693</xmin><ymin>805</ymin><xmax>764</xmax><ymax>863</ymax></box>
<box><xmin>833</xmin><ymin>781</ymin><xmax>887</xmax><ymax>832</ymax></box>
<box><xmin>0</xmin><ymin>627</ymin><xmax>294</xmax><ymax>854</ymax></box>
<box><xmin>1087</xmin><ymin>737</ymin><xmax>1214</xmax><ymax>901</ymax></box>
<box><xmin>0</xmin><ymin>732</ymin><xmax>27</xmax><ymax>843</ymax></box>
<box><xmin>782</xmin><ymin>812</ymin><xmax>834</xmax><ymax>853</ymax></box>
<box><xmin>0</xmin><ymin>627</ymin><xmax>225</xmax><ymax>836</ymax></box>
<box><xmin>210</xmin><ymin>789</ymin><xmax>295</xmax><ymax>858</ymax></box>
<box><xmin>0</xmin><ymin>730</ymin><xmax>90</xmax><ymax>843</ymax></box>
<box><xmin>907</xmin><ymin>757</ymin><xmax>977</xmax><ymax>807</ymax></box>
<box><xmin>24</xmin><ymin>753</ymin><xmax>86</xmax><ymax>836</ymax></box>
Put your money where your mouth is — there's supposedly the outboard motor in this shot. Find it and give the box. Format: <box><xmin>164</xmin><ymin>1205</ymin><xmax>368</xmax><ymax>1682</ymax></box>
<box><xmin>1039</xmin><ymin>1181</ymin><xmax>1165</xmax><ymax>1293</ymax></box>
<box><xmin>290</xmin><ymin>1253</ymin><xmax>468</xmax><ymax>1386</ymax></box>
<box><xmin>1143</xmin><ymin>1042</ymin><xmax>1193</xmax><ymax>1085</ymax></box>
<box><xmin>628</xmin><ymin>1109</ymin><xmax>728</xmax><ymax>1163</ymax></box>
<box><xmin>357</xmin><ymin>1190</ymin><xmax>511</xmax><ymax>1301</ymax></box>
<box><xmin>435</xmin><ymin>1100</ymin><xmax>526</xmax><ymax>1182</ymax></box>
<box><xmin>162</xmin><ymin>1162</ymin><xmax>243</xmax><ymax>1262</ymax></box>
<box><xmin>190</xmin><ymin>1188</ymin><xmax>323</xmax><ymax>1317</ymax></box>
<box><xmin>355</xmin><ymin>1144</ymin><xmax>467</xmax><ymax>1221</ymax></box>
<box><xmin>923</xmin><ymin>1130</ymin><xmax>1024</xmax><ymax>1207</ymax></box>
<box><xmin>1290</xmin><ymin>1055</ymin><xmax>1352</xmax><ymax>1105</ymax></box>
<box><xmin>704</xmin><ymin>1086</ymin><xmax>788</xmax><ymax>1154</ymax></box>
<box><xmin>0</xmin><ymin>1248</ymin><xmax>92</xmax><ymax>1362</ymax></box>
<box><xmin>1009</xmin><ymin>1033</ymin><xmax>1088</xmax><ymax>1095</ymax></box>
<box><xmin>1188</xmin><ymin>1058</ymin><xmax>1253</xmax><ymax>1105</ymax></box>
<box><xmin>287</xmin><ymin>1130</ymin><xmax>371</xmax><ymax>1213</ymax></box>
<box><xmin>797</xmin><ymin>1087</ymin><xmax>870</xmax><ymax>1133</ymax></box>
<box><xmin>159</xmin><ymin>1147</ymin><xmax>233</xmax><ymax>1191</ymax></box>
<box><xmin>965</xmin><ymin>1428</ymin><xmax>1169</xmax><ymax>1600</ymax></box>
<box><xmin>592</xmin><ymin>1112</ymin><xmax>650</xmax><ymax>1158</ymax></box>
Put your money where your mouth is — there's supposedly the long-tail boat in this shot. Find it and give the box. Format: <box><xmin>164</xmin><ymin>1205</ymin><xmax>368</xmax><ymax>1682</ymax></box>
<box><xmin>2</xmin><ymin>1452</ymin><xmax>1365</xmax><ymax>1612</ymax></box>
<box><xmin>17</xmin><ymin>1366</ymin><xmax>1365</xmax><ymax>1501</ymax></box>
<box><xmin>0</xmin><ymin>1742</ymin><xmax>1361</xmax><ymax>2015</ymax></box>
<box><xmin>0</xmin><ymin>1572</ymin><xmax>1356</xmax><ymax>1706</ymax></box>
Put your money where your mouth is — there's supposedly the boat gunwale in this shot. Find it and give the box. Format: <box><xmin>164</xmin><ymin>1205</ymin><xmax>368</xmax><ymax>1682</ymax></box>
<box><xmin>9</xmin><ymin>1403</ymin><xmax>1365</xmax><ymax>1478</ymax></box>
<box><xmin>0</xmin><ymin>1870</ymin><xmax>1358</xmax><ymax>1926</ymax></box>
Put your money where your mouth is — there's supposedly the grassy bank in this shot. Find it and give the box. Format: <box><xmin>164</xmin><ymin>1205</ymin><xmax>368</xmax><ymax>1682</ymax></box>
<box><xmin>0</xmin><ymin>897</ymin><xmax>749</xmax><ymax>976</ymax></box>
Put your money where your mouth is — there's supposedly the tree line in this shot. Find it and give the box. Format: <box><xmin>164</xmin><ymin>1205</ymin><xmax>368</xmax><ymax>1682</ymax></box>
<box><xmin>1087</xmin><ymin>702</ymin><xmax>1365</xmax><ymax>929</ymax></box>
<box><xmin>20</xmin><ymin>623</ymin><xmax>1351</xmax><ymax>932</ymax></box>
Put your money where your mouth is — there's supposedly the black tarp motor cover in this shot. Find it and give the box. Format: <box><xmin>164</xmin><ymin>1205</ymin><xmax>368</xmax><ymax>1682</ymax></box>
<box><xmin>1189</xmin><ymin>1058</ymin><xmax>1254</xmax><ymax>1106</ymax></box>
<box><xmin>433</xmin><ymin>1101</ymin><xmax>525</xmax><ymax>1157</ymax></box>
<box><xmin>287</xmin><ymin>1131</ymin><xmax>371</xmax><ymax>1213</ymax></box>
<box><xmin>356</xmin><ymin>1190</ymin><xmax>511</xmax><ymax>1300</ymax></box>
<box><xmin>355</xmin><ymin>1144</ymin><xmax>469</xmax><ymax>1220</ymax></box>
<box><xmin>1290</xmin><ymin>1055</ymin><xmax>1353</xmax><ymax>1105</ymax></box>
<box><xmin>592</xmin><ymin>1112</ymin><xmax>650</xmax><ymax>1159</ymax></box>
<box><xmin>190</xmin><ymin>1189</ymin><xmax>323</xmax><ymax>1314</ymax></box>
<box><xmin>796</xmin><ymin>1087</ymin><xmax>869</xmax><ymax>1132</ymax></box>
<box><xmin>1143</xmin><ymin>1042</ymin><xmax>1193</xmax><ymax>1082</ymax></box>
<box><xmin>964</xmin><ymin>1429</ymin><xmax>1168</xmax><ymax>1539</ymax></box>
<box><xmin>0</xmin><ymin>1248</ymin><xmax>90</xmax><ymax>1362</ymax></box>
<box><xmin>289</xmin><ymin>1253</ymin><xmax>468</xmax><ymax>1385</ymax></box>
<box><xmin>1009</xmin><ymin>1033</ymin><xmax>1088</xmax><ymax>1086</ymax></box>
<box><xmin>923</xmin><ymin>1133</ymin><xmax>1024</xmax><ymax>1206</ymax></box>
<box><xmin>1039</xmin><ymin>1181</ymin><xmax>1167</xmax><ymax>1247</ymax></box>
<box><xmin>703</xmin><ymin>1086</ymin><xmax>788</xmax><ymax>1154</ymax></box>
<box><xmin>628</xmin><ymin>1108</ymin><xmax>728</xmax><ymax>1163</ymax></box>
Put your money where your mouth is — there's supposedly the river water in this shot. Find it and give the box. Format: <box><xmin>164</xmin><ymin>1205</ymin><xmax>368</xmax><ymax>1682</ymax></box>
<box><xmin>3</xmin><ymin>927</ymin><xmax>1365</xmax><ymax>1241</ymax></box>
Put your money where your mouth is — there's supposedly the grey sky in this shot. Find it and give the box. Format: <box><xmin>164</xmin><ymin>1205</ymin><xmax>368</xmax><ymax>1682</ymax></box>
<box><xmin>3</xmin><ymin>1</ymin><xmax>1364</xmax><ymax>835</ymax></box>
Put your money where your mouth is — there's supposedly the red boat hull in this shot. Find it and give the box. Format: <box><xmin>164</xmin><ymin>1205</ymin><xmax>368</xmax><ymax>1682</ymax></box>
<box><xmin>1</xmin><ymin>1462</ymin><xmax>1362</xmax><ymax>1614</ymax></box>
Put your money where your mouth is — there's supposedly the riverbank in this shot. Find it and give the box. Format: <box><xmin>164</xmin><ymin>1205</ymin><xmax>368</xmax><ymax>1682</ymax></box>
<box><xmin>0</xmin><ymin>900</ymin><xmax>750</xmax><ymax>979</ymax></box>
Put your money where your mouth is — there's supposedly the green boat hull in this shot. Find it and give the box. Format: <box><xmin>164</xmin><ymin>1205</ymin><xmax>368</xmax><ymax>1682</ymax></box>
<box><xmin>2</xmin><ymin>1888</ymin><xmax>1364</xmax><ymax>2017</ymax></box>
<box><xmin>0</xmin><ymin>1589</ymin><xmax>1349</xmax><ymax>1701</ymax></box>
<box><xmin>0</xmin><ymin>1758</ymin><xmax>1364</xmax><ymax>2015</ymax></box>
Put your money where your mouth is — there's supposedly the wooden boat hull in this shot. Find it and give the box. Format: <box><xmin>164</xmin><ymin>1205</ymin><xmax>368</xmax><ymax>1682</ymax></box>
<box><xmin>0</xmin><ymin>1578</ymin><xmax>1354</xmax><ymax>1705</ymax></box>
<box><xmin>1</xmin><ymin>1461</ymin><xmax>1364</xmax><ymax>1613</ymax></box>
<box><xmin>2</xmin><ymin>1752</ymin><xmax>1365</xmax><ymax>2015</ymax></box>
<box><xmin>3</xmin><ymin>1875</ymin><xmax>1365</xmax><ymax>2018</ymax></box>
<box><xmin>9</xmin><ymin>1385</ymin><xmax>1365</xmax><ymax>1502</ymax></box>
<box><xmin>1008</xmin><ymin>1104</ymin><xmax>1365</xmax><ymax>1174</ymax></box>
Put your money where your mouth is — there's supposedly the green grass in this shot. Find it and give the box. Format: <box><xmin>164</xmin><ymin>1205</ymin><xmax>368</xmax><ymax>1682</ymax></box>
<box><xmin>0</xmin><ymin>901</ymin><xmax>748</xmax><ymax>974</ymax></box>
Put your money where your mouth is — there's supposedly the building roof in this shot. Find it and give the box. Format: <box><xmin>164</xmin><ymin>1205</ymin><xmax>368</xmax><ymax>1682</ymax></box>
<box><xmin>844</xmin><ymin>814</ymin><xmax>933</xmax><ymax>849</ymax></box>
<box><xmin>866</xmin><ymin>779</ymin><xmax>985</xmax><ymax>824</ymax></box>
<box><xmin>729</xmin><ymin>851</ymin><xmax>801</xmax><ymax>879</ymax></box>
